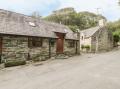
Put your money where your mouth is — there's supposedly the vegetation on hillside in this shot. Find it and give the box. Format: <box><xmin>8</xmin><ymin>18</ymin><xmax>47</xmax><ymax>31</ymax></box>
<box><xmin>43</xmin><ymin>8</ymin><xmax>106</xmax><ymax>32</ymax></box>
<box><xmin>107</xmin><ymin>20</ymin><xmax>120</xmax><ymax>34</ymax></box>
<box><xmin>31</xmin><ymin>11</ymin><xmax>42</xmax><ymax>19</ymax></box>
<box><xmin>107</xmin><ymin>20</ymin><xmax>120</xmax><ymax>44</ymax></box>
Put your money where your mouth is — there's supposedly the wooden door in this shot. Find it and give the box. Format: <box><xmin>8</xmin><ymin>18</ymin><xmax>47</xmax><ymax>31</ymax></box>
<box><xmin>56</xmin><ymin>33</ymin><xmax>65</xmax><ymax>53</ymax></box>
<box><xmin>0</xmin><ymin>37</ymin><xmax>2</xmax><ymax>63</ymax></box>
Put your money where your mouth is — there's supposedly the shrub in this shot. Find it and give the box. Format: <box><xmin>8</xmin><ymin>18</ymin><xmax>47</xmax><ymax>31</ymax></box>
<box><xmin>85</xmin><ymin>45</ymin><xmax>90</xmax><ymax>50</ymax></box>
<box><xmin>81</xmin><ymin>45</ymin><xmax>90</xmax><ymax>51</ymax></box>
<box><xmin>5</xmin><ymin>60</ymin><xmax>26</xmax><ymax>67</ymax></box>
<box><xmin>81</xmin><ymin>45</ymin><xmax>85</xmax><ymax>50</ymax></box>
<box><xmin>113</xmin><ymin>34</ymin><xmax>120</xmax><ymax>46</ymax></box>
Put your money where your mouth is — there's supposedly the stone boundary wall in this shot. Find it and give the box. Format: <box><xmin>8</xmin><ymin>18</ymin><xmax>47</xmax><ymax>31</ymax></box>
<box><xmin>91</xmin><ymin>28</ymin><xmax>113</xmax><ymax>52</ymax></box>
<box><xmin>98</xmin><ymin>29</ymin><xmax>113</xmax><ymax>51</ymax></box>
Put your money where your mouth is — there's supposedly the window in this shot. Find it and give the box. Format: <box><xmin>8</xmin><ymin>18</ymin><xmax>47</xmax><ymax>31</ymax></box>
<box><xmin>68</xmin><ymin>40</ymin><xmax>75</xmax><ymax>48</ymax></box>
<box><xmin>93</xmin><ymin>37</ymin><xmax>96</xmax><ymax>41</ymax></box>
<box><xmin>28</xmin><ymin>37</ymin><xmax>43</xmax><ymax>47</ymax></box>
<box><xmin>81</xmin><ymin>36</ymin><xmax>84</xmax><ymax>40</ymax></box>
<box><xmin>50</xmin><ymin>39</ymin><xmax>55</xmax><ymax>47</ymax></box>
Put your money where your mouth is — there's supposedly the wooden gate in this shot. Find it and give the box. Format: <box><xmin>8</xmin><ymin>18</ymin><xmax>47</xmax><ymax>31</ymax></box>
<box><xmin>56</xmin><ymin>33</ymin><xmax>65</xmax><ymax>54</ymax></box>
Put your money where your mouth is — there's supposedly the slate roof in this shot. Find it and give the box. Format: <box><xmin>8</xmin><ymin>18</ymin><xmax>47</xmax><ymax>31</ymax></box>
<box><xmin>80</xmin><ymin>26</ymin><xmax>100</xmax><ymax>38</ymax></box>
<box><xmin>0</xmin><ymin>9</ymin><xmax>77</xmax><ymax>40</ymax></box>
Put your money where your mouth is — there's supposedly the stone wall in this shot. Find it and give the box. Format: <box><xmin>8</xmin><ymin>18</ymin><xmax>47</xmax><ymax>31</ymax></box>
<box><xmin>98</xmin><ymin>28</ymin><xmax>113</xmax><ymax>51</ymax></box>
<box><xmin>91</xmin><ymin>30</ymin><xmax>99</xmax><ymax>53</ymax></box>
<box><xmin>91</xmin><ymin>36</ymin><xmax>97</xmax><ymax>52</ymax></box>
<box><xmin>2</xmin><ymin>36</ymin><xmax>28</xmax><ymax>62</ymax></box>
<box><xmin>2</xmin><ymin>36</ymin><xmax>57</xmax><ymax>62</ymax></box>
<box><xmin>51</xmin><ymin>39</ymin><xmax>57</xmax><ymax>57</ymax></box>
<box><xmin>28</xmin><ymin>38</ymin><xmax>49</xmax><ymax>61</ymax></box>
<box><xmin>64</xmin><ymin>40</ymin><xmax>77</xmax><ymax>56</ymax></box>
<box><xmin>28</xmin><ymin>38</ymin><xmax>56</xmax><ymax>61</ymax></box>
<box><xmin>1</xmin><ymin>36</ymin><xmax>77</xmax><ymax>62</ymax></box>
<box><xmin>91</xmin><ymin>28</ymin><xmax>113</xmax><ymax>52</ymax></box>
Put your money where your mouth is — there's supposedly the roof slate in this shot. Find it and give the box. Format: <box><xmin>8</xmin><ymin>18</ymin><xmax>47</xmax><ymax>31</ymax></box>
<box><xmin>0</xmin><ymin>9</ymin><xmax>77</xmax><ymax>40</ymax></box>
<box><xmin>80</xmin><ymin>26</ymin><xmax>100</xmax><ymax>38</ymax></box>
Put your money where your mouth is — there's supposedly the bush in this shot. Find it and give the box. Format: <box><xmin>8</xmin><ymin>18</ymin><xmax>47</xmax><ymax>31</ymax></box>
<box><xmin>81</xmin><ymin>45</ymin><xmax>90</xmax><ymax>51</ymax></box>
<box><xmin>5</xmin><ymin>60</ymin><xmax>26</xmax><ymax>67</ymax></box>
<box><xmin>85</xmin><ymin>45</ymin><xmax>90</xmax><ymax>50</ymax></box>
<box><xmin>113</xmin><ymin>34</ymin><xmax>119</xmax><ymax>42</ymax></box>
<box><xmin>81</xmin><ymin>45</ymin><xmax>84</xmax><ymax>50</ymax></box>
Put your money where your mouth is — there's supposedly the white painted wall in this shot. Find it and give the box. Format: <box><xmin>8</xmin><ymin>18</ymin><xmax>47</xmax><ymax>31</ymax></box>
<box><xmin>80</xmin><ymin>32</ymin><xmax>92</xmax><ymax>51</ymax></box>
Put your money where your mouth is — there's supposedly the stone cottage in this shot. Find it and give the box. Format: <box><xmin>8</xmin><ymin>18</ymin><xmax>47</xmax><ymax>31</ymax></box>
<box><xmin>80</xmin><ymin>19</ymin><xmax>113</xmax><ymax>53</ymax></box>
<box><xmin>0</xmin><ymin>9</ymin><xmax>78</xmax><ymax>63</ymax></box>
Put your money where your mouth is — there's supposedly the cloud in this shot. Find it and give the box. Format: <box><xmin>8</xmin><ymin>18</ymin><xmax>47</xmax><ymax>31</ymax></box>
<box><xmin>0</xmin><ymin>0</ymin><xmax>60</xmax><ymax>16</ymax></box>
<box><xmin>0</xmin><ymin>0</ymin><xmax>120</xmax><ymax>21</ymax></box>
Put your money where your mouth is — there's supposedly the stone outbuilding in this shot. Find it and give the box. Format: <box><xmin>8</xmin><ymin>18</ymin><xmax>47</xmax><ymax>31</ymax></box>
<box><xmin>0</xmin><ymin>9</ymin><xmax>79</xmax><ymax>63</ymax></box>
<box><xmin>80</xmin><ymin>20</ymin><xmax>113</xmax><ymax>53</ymax></box>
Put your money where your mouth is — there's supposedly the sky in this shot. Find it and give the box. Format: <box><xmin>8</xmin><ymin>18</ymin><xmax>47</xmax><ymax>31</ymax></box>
<box><xmin>0</xmin><ymin>0</ymin><xmax>120</xmax><ymax>21</ymax></box>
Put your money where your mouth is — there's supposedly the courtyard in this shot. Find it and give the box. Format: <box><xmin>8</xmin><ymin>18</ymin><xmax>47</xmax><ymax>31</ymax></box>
<box><xmin>0</xmin><ymin>49</ymin><xmax>120</xmax><ymax>89</ymax></box>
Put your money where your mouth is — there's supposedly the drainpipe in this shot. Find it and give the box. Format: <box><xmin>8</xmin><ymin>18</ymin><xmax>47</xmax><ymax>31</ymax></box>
<box><xmin>49</xmin><ymin>38</ymin><xmax>51</xmax><ymax>58</ymax></box>
<box><xmin>75</xmin><ymin>40</ymin><xmax>78</xmax><ymax>54</ymax></box>
<box><xmin>0</xmin><ymin>54</ymin><xmax>1</xmax><ymax>64</ymax></box>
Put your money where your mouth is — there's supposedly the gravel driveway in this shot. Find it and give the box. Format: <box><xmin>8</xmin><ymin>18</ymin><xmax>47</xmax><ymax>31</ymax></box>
<box><xmin>0</xmin><ymin>49</ymin><xmax>120</xmax><ymax>89</ymax></box>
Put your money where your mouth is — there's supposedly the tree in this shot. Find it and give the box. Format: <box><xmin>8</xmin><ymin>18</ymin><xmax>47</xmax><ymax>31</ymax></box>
<box><xmin>31</xmin><ymin>11</ymin><xmax>41</xmax><ymax>19</ymax></box>
<box><xmin>113</xmin><ymin>34</ymin><xmax>120</xmax><ymax>46</ymax></box>
<box><xmin>107</xmin><ymin>20</ymin><xmax>120</xmax><ymax>46</ymax></box>
<box><xmin>107</xmin><ymin>20</ymin><xmax>120</xmax><ymax>34</ymax></box>
<box><xmin>43</xmin><ymin>8</ymin><xmax>106</xmax><ymax>32</ymax></box>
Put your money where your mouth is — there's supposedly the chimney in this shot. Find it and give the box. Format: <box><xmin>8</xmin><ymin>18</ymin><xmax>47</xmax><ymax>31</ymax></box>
<box><xmin>98</xmin><ymin>19</ymin><xmax>107</xmax><ymax>27</ymax></box>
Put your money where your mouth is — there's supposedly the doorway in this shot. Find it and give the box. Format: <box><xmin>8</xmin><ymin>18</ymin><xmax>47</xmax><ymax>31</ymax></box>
<box><xmin>56</xmin><ymin>33</ymin><xmax>65</xmax><ymax>54</ymax></box>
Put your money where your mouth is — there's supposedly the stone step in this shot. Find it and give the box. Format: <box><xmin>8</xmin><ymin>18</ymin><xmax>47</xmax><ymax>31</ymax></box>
<box><xmin>55</xmin><ymin>54</ymin><xmax>69</xmax><ymax>59</ymax></box>
<box><xmin>0</xmin><ymin>64</ymin><xmax>4</xmax><ymax>69</ymax></box>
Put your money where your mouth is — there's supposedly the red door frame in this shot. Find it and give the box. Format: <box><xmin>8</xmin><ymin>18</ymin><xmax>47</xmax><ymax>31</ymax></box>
<box><xmin>56</xmin><ymin>33</ymin><xmax>65</xmax><ymax>54</ymax></box>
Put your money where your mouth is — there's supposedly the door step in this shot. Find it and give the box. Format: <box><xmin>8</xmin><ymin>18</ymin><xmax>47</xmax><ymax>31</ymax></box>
<box><xmin>0</xmin><ymin>64</ymin><xmax>4</xmax><ymax>69</ymax></box>
<box><xmin>55</xmin><ymin>54</ymin><xmax>69</xmax><ymax>59</ymax></box>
